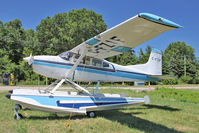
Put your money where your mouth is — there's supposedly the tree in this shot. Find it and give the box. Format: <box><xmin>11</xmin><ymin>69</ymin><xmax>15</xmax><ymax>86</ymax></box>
<box><xmin>0</xmin><ymin>49</ymin><xmax>18</xmax><ymax>78</ymax></box>
<box><xmin>138</xmin><ymin>45</ymin><xmax>152</xmax><ymax>64</ymax></box>
<box><xmin>163</xmin><ymin>41</ymin><xmax>197</xmax><ymax>78</ymax></box>
<box><xmin>24</xmin><ymin>29</ymin><xmax>40</xmax><ymax>56</ymax></box>
<box><xmin>36</xmin><ymin>8</ymin><xmax>107</xmax><ymax>55</ymax></box>
<box><xmin>0</xmin><ymin>19</ymin><xmax>25</xmax><ymax>64</ymax></box>
<box><xmin>107</xmin><ymin>50</ymin><xmax>138</xmax><ymax>65</ymax></box>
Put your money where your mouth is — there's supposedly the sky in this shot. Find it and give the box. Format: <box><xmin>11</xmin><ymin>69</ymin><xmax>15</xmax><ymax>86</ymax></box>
<box><xmin>0</xmin><ymin>0</ymin><xmax>199</xmax><ymax>57</ymax></box>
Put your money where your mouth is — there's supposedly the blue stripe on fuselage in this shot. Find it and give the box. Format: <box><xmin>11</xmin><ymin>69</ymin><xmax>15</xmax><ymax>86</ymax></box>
<box><xmin>32</xmin><ymin>60</ymin><xmax>158</xmax><ymax>81</ymax></box>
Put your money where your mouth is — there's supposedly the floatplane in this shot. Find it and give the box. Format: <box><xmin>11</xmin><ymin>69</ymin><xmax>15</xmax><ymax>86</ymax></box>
<box><xmin>6</xmin><ymin>13</ymin><xmax>181</xmax><ymax>119</ymax></box>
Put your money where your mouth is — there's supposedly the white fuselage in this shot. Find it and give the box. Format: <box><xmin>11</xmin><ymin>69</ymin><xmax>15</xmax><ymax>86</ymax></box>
<box><xmin>31</xmin><ymin>55</ymin><xmax>157</xmax><ymax>82</ymax></box>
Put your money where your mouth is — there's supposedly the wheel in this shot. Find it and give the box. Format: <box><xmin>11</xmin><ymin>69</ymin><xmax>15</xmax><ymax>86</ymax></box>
<box><xmin>14</xmin><ymin>104</ymin><xmax>22</xmax><ymax>110</ymax></box>
<box><xmin>14</xmin><ymin>113</ymin><xmax>23</xmax><ymax>120</ymax></box>
<box><xmin>17</xmin><ymin>104</ymin><xmax>22</xmax><ymax>110</ymax></box>
<box><xmin>87</xmin><ymin>111</ymin><xmax>96</xmax><ymax>118</ymax></box>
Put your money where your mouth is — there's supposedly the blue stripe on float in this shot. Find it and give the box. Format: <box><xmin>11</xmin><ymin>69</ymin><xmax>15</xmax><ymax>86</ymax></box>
<box><xmin>57</xmin><ymin>101</ymin><xmax>128</xmax><ymax>109</ymax></box>
<box><xmin>13</xmin><ymin>95</ymin><xmax>143</xmax><ymax>107</ymax></box>
<box><xmin>13</xmin><ymin>95</ymin><xmax>144</xmax><ymax>108</ymax></box>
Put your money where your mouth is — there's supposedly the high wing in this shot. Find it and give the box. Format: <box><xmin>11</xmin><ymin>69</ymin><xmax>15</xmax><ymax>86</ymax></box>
<box><xmin>70</xmin><ymin>13</ymin><xmax>182</xmax><ymax>59</ymax></box>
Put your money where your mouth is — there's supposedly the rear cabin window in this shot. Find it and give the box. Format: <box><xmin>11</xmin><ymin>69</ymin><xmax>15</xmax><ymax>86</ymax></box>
<box><xmin>60</xmin><ymin>52</ymin><xmax>110</xmax><ymax>69</ymax></box>
<box><xmin>80</xmin><ymin>57</ymin><xmax>91</xmax><ymax>65</ymax></box>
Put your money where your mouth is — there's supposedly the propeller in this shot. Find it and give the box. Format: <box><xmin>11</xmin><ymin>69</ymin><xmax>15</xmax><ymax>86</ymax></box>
<box><xmin>23</xmin><ymin>53</ymin><xmax>34</xmax><ymax>65</ymax></box>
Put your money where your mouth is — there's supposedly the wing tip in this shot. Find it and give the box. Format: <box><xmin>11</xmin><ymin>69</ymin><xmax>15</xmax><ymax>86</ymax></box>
<box><xmin>139</xmin><ymin>13</ymin><xmax>183</xmax><ymax>28</ymax></box>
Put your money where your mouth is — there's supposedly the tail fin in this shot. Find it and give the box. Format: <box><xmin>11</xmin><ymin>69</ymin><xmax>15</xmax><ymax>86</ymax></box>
<box><xmin>129</xmin><ymin>48</ymin><xmax>162</xmax><ymax>75</ymax></box>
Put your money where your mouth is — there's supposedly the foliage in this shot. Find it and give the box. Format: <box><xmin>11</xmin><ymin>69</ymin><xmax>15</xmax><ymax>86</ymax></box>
<box><xmin>36</xmin><ymin>8</ymin><xmax>107</xmax><ymax>55</ymax></box>
<box><xmin>161</xmin><ymin>78</ymin><xmax>178</xmax><ymax>85</ymax></box>
<box><xmin>0</xmin><ymin>49</ymin><xmax>19</xmax><ymax>79</ymax></box>
<box><xmin>0</xmin><ymin>8</ymin><xmax>107</xmax><ymax>81</ymax></box>
<box><xmin>107</xmin><ymin>50</ymin><xmax>138</xmax><ymax>65</ymax></box>
<box><xmin>107</xmin><ymin>46</ymin><xmax>153</xmax><ymax>66</ymax></box>
<box><xmin>163</xmin><ymin>41</ymin><xmax>197</xmax><ymax>77</ymax></box>
<box><xmin>0</xmin><ymin>19</ymin><xmax>25</xmax><ymax>64</ymax></box>
<box><xmin>138</xmin><ymin>45</ymin><xmax>151</xmax><ymax>64</ymax></box>
<box><xmin>195</xmin><ymin>69</ymin><xmax>199</xmax><ymax>84</ymax></box>
<box><xmin>0</xmin><ymin>9</ymin><xmax>198</xmax><ymax>84</ymax></box>
<box><xmin>18</xmin><ymin>60</ymin><xmax>39</xmax><ymax>81</ymax></box>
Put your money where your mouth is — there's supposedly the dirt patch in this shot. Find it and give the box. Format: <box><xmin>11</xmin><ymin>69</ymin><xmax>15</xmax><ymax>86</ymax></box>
<box><xmin>175</xmin><ymin>125</ymin><xmax>196</xmax><ymax>132</ymax></box>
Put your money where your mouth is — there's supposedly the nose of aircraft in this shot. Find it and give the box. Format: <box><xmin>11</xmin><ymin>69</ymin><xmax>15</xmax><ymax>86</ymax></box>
<box><xmin>23</xmin><ymin>54</ymin><xmax>34</xmax><ymax>65</ymax></box>
<box><xmin>23</xmin><ymin>57</ymin><xmax>30</xmax><ymax>62</ymax></box>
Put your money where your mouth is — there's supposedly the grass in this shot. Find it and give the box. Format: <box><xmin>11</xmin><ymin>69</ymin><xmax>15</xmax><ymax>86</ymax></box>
<box><xmin>0</xmin><ymin>87</ymin><xmax>199</xmax><ymax>133</ymax></box>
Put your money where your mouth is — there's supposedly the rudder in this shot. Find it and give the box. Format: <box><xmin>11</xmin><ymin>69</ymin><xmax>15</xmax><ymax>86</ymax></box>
<box><xmin>128</xmin><ymin>48</ymin><xmax>162</xmax><ymax>75</ymax></box>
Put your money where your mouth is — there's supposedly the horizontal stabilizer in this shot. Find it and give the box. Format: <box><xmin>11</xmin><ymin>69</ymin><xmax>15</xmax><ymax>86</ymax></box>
<box><xmin>148</xmin><ymin>75</ymin><xmax>175</xmax><ymax>80</ymax></box>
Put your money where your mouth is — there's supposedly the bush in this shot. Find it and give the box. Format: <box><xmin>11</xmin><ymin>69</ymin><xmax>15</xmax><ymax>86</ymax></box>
<box><xmin>161</xmin><ymin>78</ymin><xmax>178</xmax><ymax>85</ymax></box>
<box><xmin>178</xmin><ymin>76</ymin><xmax>194</xmax><ymax>84</ymax></box>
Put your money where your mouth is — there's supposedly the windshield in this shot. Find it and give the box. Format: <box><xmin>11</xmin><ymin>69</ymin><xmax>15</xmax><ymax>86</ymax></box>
<box><xmin>59</xmin><ymin>51</ymin><xmax>73</xmax><ymax>60</ymax></box>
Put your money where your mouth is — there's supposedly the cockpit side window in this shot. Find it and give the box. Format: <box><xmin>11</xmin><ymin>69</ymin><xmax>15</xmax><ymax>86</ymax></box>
<box><xmin>85</xmin><ymin>57</ymin><xmax>91</xmax><ymax>65</ymax></box>
<box><xmin>74</xmin><ymin>54</ymin><xmax>80</xmax><ymax>59</ymax></box>
<box><xmin>103</xmin><ymin>62</ymin><xmax>109</xmax><ymax>67</ymax></box>
<box><xmin>92</xmin><ymin>58</ymin><xmax>102</xmax><ymax>67</ymax></box>
<box><xmin>80</xmin><ymin>56</ymin><xmax>90</xmax><ymax>65</ymax></box>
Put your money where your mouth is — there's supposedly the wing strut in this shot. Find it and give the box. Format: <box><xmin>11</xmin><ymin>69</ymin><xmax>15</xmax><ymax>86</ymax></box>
<box><xmin>49</xmin><ymin>46</ymin><xmax>93</xmax><ymax>95</ymax></box>
<box><xmin>50</xmin><ymin>79</ymin><xmax>66</xmax><ymax>94</ymax></box>
<box><xmin>66</xmin><ymin>46</ymin><xmax>87</xmax><ymax>80</ymax></box>
<box><xmin>94</xmin><ymin>81</ymin><xmax>100</xmax><ymax>95</ymax></box>
<box><xmin>65</xmin><ymin>78</ymin><xmax>92</xmax><ymax>96</ymax></box>
<box><xmin>48</xmin><ymin>78</ymin><xmax>92</xmax><ymax>95</ymax></box>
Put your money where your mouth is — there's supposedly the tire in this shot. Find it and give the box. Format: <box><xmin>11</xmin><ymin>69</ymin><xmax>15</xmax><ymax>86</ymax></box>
<box><xmin>14</xmin><ymin>113</ymin><xmax>23</xmax><ymax>120</ymax></box>
<box><xmin>17</xmin><ymin>104</ymin><xmax>22</xmax><ymax>110</ymax></box>
<box><xmin>87</xmin><ymin>111</ymin><xmax>96</xmax><ymax>118</ymax></box>
<box><xmin>14</xmin><ymin>104</ymin><xmax>22</xmax><ymax>110</ymax></box>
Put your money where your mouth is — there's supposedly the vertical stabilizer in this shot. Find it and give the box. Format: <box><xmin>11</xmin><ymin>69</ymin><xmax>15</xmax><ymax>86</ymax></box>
<box><xmin>129</xmin><ymin>48</ymin><xmax>162</xmax><ymax>75</ymax></box>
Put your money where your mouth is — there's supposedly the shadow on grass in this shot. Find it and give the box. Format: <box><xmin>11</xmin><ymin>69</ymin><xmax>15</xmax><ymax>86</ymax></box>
<box><xmin>98</xmin><ymin>110</ymin><xmax>183</xmax><ymax>133</ymax></box>
<box><xmin>28</xmin><ymin>115</ymin><xmax>69</xmax><ymax>120</ymax></box>
<box><xmin>27</xmin><ymin>114</ymin><xmax>85</xmax><ymax>120</ymax></box>
<box><xmin>26</xmin><ymin>104</ymin><xmax>182</xmax><ymax>133</ymax></box>
<box><xmin>143</xmin><ymin>104</ymin><xmax>181</xmax><ymax>111</ymax></box>
<box><xmin>119</xmin><ymin>104</ymin><xmax>181</xmax><ymax>112</ymax></box>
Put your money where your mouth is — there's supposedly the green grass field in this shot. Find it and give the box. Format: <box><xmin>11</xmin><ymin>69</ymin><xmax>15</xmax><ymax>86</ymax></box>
<box><xmin>0</xmin><ymin>87</ymin><xmax>199</xmax><ymax>133</ymax></box>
